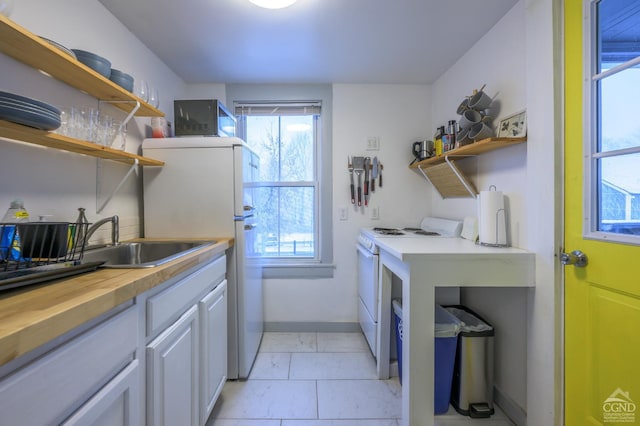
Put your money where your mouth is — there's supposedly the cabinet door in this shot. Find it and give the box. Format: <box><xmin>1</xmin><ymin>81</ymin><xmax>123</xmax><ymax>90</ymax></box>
<box><xmin>0</xmin><ymin>306</ymin><xmax>138</xmax><ymax>426</ymax></box>
<box><xmin>199</xmin><ymin>280</ymin><xmax>228</xmax><ymax>424</ymax></box>
<box><xmin>62</xmin><ymin>360</ymin><xmax>140</xmax><ymax>426</ymax></box>
<box><xmin>147</xmin><ymin>305</ymin><xmax>199</xmax><ymax>426</ymax></box>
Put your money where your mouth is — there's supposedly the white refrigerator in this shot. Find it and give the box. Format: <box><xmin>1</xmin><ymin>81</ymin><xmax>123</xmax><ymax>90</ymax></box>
<box><xmin>142</xmin><ymin>136</ymin><xmax>262</xmax><ymax>379</ymax></box>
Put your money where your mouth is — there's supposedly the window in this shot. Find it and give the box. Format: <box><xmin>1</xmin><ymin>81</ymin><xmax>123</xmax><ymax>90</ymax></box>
<box><xmin>236</xmin><ymin>103</ymin><xmax>320</xmax><ymax>258</ymax></box>
<box><xmin>585</xmin><ymin>0</ymin><xmax>640</xmax><ymax>242</ymax></box>
<box><xmin>227</xmin><ymin>84</ymin><xmax>334</xmax><ymax>278</ymax></box>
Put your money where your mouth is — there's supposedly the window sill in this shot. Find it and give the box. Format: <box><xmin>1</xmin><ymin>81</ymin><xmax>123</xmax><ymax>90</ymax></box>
<box><xmin>260</xmin><ymin>262</ymin><xmax>336</xmax><ymax>279</ymax></box>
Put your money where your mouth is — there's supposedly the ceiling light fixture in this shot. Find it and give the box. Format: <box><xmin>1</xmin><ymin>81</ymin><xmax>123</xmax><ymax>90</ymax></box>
<box><xmin>249</xmin><ymin>0</ymin><xmax>297</xmax><ymax>9</ymax></box>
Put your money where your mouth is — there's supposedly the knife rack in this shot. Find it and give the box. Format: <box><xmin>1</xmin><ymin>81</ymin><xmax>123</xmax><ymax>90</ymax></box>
<box><xmin>348</xmin><ymin>156</ymin><xmax>383</xmax><ymax>207</ymax></box>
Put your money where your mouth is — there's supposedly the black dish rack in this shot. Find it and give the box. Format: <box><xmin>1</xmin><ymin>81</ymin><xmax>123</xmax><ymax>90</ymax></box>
<box><xmin>0</xmin><ymin>222</ymin><xmax>104</xmax><ymax>291</ymax></box>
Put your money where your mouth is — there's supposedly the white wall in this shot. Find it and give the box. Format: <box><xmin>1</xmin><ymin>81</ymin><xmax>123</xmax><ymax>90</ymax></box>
<box><xmin>428</xmin><ymin>1</ymin><xmax>558</xmax><ymax>423</ymax></box>
<box><xmin>263</xmin><ymin>84</ymin><xmax>433</xmax><ymax>324</ymax></box>
<box><xmin>0</xmin><ymin>0</ymin><xmax>186</xmax><ymax>241</ymax></box>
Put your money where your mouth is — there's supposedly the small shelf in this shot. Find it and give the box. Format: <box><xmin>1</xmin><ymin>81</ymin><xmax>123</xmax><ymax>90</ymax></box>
<box><xmin>0</xmin><ymin>120</ymin><xmax>164</xmax><ymax>166</ymax></box>
<box><xmin>410</xmin><ymin>137</ymin><xmax>527</xmax><ymax>198</ymax></box>
<box><xmin>408</xmin><ymin>137</ymin><xmax>526</xmax><ymax>169</ymax></box>
<box><xmin>0</xmin><ymin>15</ymin><xmax>163</xmax><ymax>118</ymax></box>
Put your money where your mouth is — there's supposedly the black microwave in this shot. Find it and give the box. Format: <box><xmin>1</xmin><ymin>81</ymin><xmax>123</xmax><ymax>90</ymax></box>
<box><xmin>174</xmin><ymin>99</ymin><xmax>236</xmax><ymax>137</ymax></box>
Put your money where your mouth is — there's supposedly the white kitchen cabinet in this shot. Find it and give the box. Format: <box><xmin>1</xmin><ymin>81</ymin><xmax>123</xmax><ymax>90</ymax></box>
<box><xmin>144</xmin><ymin>255</ymin><xmax>228</xmax><ymax>426</ymax></box>
<box><xmin>147</xmin><ymin>305</ymin><xmax>200</xmax><ymax>426</ymax></box>
<box><xmin>0</xmin><ymin>305</ymin><xmax>139</xmax><ymax>426</ymax></box>
<box><xmin>62</xmin><ymin>360</ymin><xmax>141</xmax><ymax>426</ymax></box>
<box><xmin>0</xmin><ymin>253</ymin><xmax>228</xmax><ymax>426</ymax></box>
<box><xmin>199</xmin><ymin>279</ymin><xmax>228</xmax><ymax>424</ymax></box>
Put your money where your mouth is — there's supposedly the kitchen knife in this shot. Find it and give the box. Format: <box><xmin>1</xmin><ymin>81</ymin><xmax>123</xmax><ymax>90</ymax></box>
<box><xmin>379</xmin><ymin>162</ymin><xmax>383</xmax><ymax>188</ymax></box>
<box><xmin>348</xmin><ymin>156</ymin><xmax>355</xmax><ymax>204</ymax></box>
<box><xmin>353</xmin><ymin>156</ymin><xmax>364</xmax><ymax>206</ymax></box>
<box><xmin>363</xmin><ymin>157</ymin><xmax>370</xmax><ymax>206</ymax></box>
<box><xmin>371</xmin><ymin>156</ymin><xmax>378</xmax><ymax>192</ymax></box>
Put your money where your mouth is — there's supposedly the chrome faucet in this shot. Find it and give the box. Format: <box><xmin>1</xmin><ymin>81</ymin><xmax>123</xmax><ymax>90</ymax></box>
<box><xmin>83</xmin><ymin>215</ymin><xmax>119</xmax><ymax>248</ymax></box>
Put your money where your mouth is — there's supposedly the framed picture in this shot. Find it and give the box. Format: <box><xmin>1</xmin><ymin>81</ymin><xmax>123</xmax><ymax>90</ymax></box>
<box><xmin>497</xmin><ymin>110</ymin><xmax>527</xmax><ymax>138</ymax></box>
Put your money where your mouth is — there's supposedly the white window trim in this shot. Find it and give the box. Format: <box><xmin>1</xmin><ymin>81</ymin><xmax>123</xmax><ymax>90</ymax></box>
<box><xmin>583</xmin><ymin>0</ymin><xmax>640</xmax><ymax>246</ymax></box>
<box><xmin>227</xmin><ymin>84</ymin><xmax>335</xmax><ymax>278</ymax></box>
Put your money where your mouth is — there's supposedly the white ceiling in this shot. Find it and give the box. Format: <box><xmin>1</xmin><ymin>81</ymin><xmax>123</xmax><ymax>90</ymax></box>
<box><xmin>98</xmin><ymin>0</ymin><xmax>518</xmax><ymax>85</ymax></box>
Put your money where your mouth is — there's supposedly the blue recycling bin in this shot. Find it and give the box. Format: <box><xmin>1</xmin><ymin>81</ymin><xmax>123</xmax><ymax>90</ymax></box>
<box><xmin>392</xmin><ymin>299</ymin><xmax>461</xmax><ymax>414</ymax></box>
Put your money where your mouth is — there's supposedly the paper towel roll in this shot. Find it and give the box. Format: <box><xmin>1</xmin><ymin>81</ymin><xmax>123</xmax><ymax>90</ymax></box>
<box><xmin>478</xmin><ymin>189</ymin><xmax>507</xmax><ymax>246</ymax></box>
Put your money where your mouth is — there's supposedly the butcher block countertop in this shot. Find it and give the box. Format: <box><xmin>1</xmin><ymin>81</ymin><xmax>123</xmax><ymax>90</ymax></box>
<box><xmin>0</xmin><ymin>237</ymin><xmax>233</xmax><ymax>367</ymax></box>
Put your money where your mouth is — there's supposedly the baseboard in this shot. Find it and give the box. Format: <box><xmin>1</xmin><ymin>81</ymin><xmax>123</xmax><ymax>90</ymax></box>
<box><xmin>264</xmin><ymin>322</ymin><xmax>361</xmax><ymax>333</ymax></box>
<box><xmin>494</xmin><ymin>386</ymin><xmax>527</xmax><ymax>426</ymax></box>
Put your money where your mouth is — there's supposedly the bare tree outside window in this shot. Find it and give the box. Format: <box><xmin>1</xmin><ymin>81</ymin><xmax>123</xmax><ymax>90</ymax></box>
<box><xmin>240</xmin><ymin>111</ymin><xmax>318</xmax><ymax>258</ymax></box>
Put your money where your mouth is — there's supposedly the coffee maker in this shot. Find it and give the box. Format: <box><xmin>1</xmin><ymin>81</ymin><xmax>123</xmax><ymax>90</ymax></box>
<box><xmin>412</xmin><ymin>140</ymin><xmax>433</xmax><ymax>161</ymax></box>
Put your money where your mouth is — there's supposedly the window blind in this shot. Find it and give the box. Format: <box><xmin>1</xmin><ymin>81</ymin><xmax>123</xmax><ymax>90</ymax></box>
<box><xmin>234</xmin><ymin>102</ymin><xmax>321</xmax><ymax>116</ymax></box>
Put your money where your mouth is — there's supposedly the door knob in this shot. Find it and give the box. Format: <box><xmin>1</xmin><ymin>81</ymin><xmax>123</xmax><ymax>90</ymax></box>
<box><xmin>560</xmin><ymin>250</ymin><xmax>588</xmax><ymax>267</ymax></box>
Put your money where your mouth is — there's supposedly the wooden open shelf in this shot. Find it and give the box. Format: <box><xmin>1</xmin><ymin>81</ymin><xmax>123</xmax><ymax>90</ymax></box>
<box><xmin>409</xmin><ymin>137</ymin><xmax>526</xmax><ymax>168</ymax></box>
<box><xmin>410</xmin><ymin>137</ymin><xmax>527</xmax><ymax>198</ymax></box>
<box><xmin>0</xmin><ymin>15</ymin><xmax>163</xmax><ymax>117</ymax></box>
<box><xmin>0</xmin><ymin>120</ymin><xmax>164</xmax><ymax>166</ymax></box>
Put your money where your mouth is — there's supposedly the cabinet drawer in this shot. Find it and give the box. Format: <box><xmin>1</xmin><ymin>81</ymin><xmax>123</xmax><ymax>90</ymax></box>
<box><xmin>147</xmin><ymin>255</ymin><xmax>225</xmax><ymax>338</ymax></box>
<box><xmin>0</xmin><ymin>305</ymin><xmax>138</xmax><ymax>426</ymax></box>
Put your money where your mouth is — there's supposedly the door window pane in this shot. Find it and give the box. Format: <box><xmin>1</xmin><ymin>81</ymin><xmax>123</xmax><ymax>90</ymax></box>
<box><xmin>590</xmin><ymin>0</ymin><xmax>640</xmax><ymax>241</ymax></box>
<box><xmin>599</xmin><ymin>68</ymin><xmax>640</xmax><ymax>152</ymax></box>
<box><xmin>598</xmin><ymin>153</ymin><xmax>640</xmax><ymax>234</ymax></box>
<box><xmin>597</xmin><ymin>0</ymin><xmax>640</xmax><ymax>73</ymax></box>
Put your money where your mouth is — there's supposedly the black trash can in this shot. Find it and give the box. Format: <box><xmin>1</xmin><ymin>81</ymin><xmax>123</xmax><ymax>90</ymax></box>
<box><xmin>445</xmin><ymin>305</ymin><xmax>495</xmax><ymax>418</ymax></box>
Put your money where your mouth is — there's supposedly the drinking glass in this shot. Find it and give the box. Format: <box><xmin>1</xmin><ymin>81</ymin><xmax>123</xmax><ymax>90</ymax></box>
<box><xmin>134</xmin><ymin>79</ymin><xmax>149</xmax><ymax>103</ymax></box>
<box><xmin>87</xmin><ymin>108</ymin><xmax>100</xmax><ymax>143</ymax></box>
<box><xmin>56</xmin><ymin>107</ymin><xmax>70</xmax><ymax>136</ymax></box>
<box><xmin>111</xmin><ymin>123</ymin><xmax>127</xmax><ymax>151</ymax></box>
<box><xmin>148</xmin><ymin>86</ymin><xmax>159</xmax><ymax>108</ymax></box>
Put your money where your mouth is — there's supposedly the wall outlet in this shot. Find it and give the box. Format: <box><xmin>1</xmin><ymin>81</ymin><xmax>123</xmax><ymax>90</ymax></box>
<box><xmin>339</xmin><ymin>206</ymin><xmax>348</xmax><ymax>221</ymax></box>
<box><xmin>371</xmin><ymin>206</ymin><xmax>380</xmax><ymax>220</ymax></box>
<box><xmin>366</xmin><ymin>136</ymin><xmax>380</xmax><ymax>151</ymax></box>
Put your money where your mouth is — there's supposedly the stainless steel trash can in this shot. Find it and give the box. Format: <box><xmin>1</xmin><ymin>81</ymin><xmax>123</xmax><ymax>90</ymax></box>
<box><xmin>445</xmin><ymin>305</ymin><xmax>495</xmax><ymax>418</ymax></box>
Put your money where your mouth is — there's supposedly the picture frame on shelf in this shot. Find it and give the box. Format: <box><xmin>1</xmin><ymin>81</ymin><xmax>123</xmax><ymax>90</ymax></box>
<box><xmin>497</xmin><ymin>110</ymin><xmax>527</xmax><ymax>138</ymax></box>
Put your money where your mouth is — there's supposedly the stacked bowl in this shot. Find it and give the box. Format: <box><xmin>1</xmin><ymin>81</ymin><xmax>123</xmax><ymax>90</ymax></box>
<box><xmin>71</xmin><ymin>49</ymin><xmax>112</xmax><ymax>78</ymax></box>
<box><xmin>109</xmin><ymin>69</ymin><xmax>134</xmax><ymax>92</ymax></box>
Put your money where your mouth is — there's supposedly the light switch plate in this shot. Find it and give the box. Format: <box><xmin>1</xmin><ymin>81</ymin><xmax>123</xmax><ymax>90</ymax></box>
<box><xmin>366</xmin><ymin>136</ymin><xmax>380</xmax><ymax>151</ymax></box>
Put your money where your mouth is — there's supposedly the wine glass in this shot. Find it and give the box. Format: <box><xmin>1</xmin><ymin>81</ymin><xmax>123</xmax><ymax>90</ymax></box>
<box><xmin>134</xmin><ymin>78</ymin><xmax>148</xmax><ymax>103</ymax></box>
<box><xmin>148</xmin><ymin>86</ymin><xmax>159</xmax><ymax>108</ymax></box>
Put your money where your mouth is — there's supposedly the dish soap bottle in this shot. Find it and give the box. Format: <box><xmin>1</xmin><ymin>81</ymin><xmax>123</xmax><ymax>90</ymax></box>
<box><xmin>1</xmin><ymin>199</ymin><xmax>29</xmax><ymax>261</ymax></box>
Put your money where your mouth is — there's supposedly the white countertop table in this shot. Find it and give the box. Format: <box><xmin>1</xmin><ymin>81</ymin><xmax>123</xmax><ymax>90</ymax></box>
<box><xmin>373</xmin><ymin>236</ymin><xmax>535</xmax><ymax>426</ymax></box>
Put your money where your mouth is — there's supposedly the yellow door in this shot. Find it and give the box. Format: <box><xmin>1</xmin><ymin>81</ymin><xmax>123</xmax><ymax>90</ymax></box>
<box><xmin>565</xmin><ymin>0</ymin><xmax>640</xmax><ymax>424</ymax></box>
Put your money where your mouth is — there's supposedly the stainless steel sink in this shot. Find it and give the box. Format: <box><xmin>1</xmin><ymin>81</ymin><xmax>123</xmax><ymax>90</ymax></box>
<box><xmin>81</xmin><ymin>241</ymin><xmax>216</xmax><ymax>268</ymax></box>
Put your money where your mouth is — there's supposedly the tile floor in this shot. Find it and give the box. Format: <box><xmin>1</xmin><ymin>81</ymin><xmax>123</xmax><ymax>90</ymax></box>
<box><xmin>207</xmin><ymin>332</ymin><xmax>515</xmax><ymax>426</ymax></box>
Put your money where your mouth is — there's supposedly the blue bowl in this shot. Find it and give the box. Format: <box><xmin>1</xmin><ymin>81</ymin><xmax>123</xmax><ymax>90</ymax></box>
<box><xmin>109</xmin><ymin>69</ymin><xmax>134</xmax><ymax>92</ymax></box>
<box><xmin>71</xmin><ymin>49</ymin><xmax>111</xmax><ymax>78</ymax></box>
